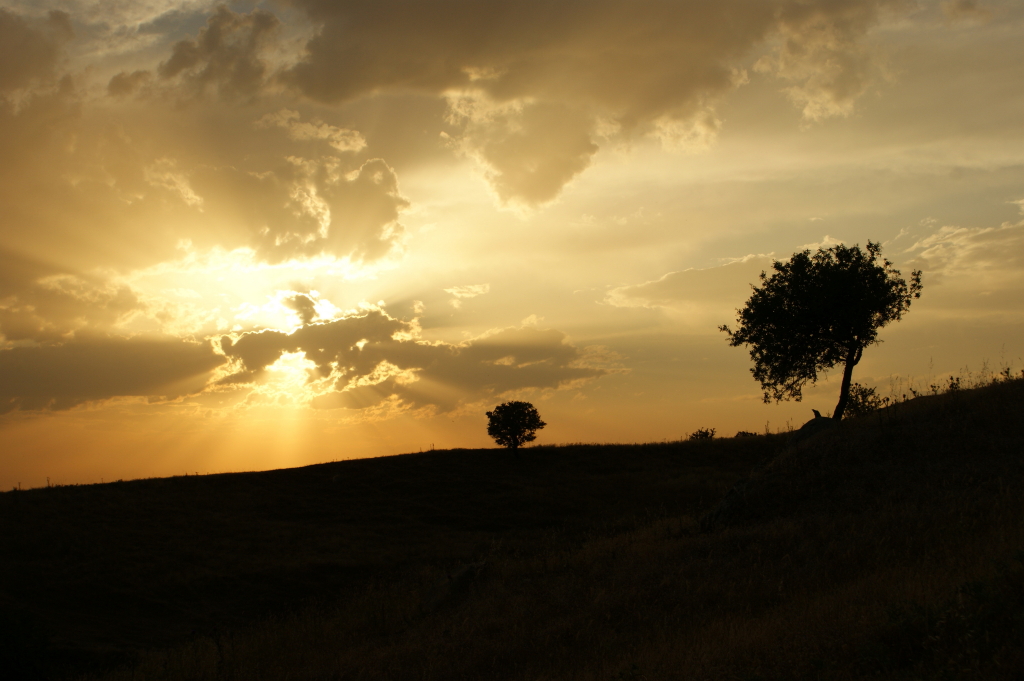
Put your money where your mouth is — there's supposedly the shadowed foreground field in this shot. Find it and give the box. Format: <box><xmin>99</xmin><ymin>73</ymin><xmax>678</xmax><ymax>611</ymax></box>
<box><xmin>2</xmin><ymin>380</ymin><xmax>1023</xmax><ymax>680</ymax></box>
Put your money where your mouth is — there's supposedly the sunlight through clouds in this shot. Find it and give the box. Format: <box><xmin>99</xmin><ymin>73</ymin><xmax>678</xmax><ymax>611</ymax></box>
<box><xmin>2</xmin><ymin>0</ymin><xmax>1024</xmax><ymax>486</ymax></box>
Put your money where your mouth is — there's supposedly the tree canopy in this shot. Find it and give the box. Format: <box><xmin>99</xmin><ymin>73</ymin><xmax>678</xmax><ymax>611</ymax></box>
<box><xmin>720</xmin><ymin>241</ymin><xmax>922</xmax><ymax>420</ymax></box>
<box><xmin>486</xmin><ymin>401</ymin><xmax>546</xmax><ymax>450</ymax></box>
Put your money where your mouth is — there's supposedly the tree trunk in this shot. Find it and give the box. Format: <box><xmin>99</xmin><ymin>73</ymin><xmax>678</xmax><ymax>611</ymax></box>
<box><xmin>833</xmin><ymin>344</ymin><xmax>863</xmax><ymax>420</ymax></box>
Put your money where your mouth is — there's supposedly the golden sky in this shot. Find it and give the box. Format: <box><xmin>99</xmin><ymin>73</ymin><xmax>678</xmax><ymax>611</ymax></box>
<box><xmin>2</xmin><ymin>0</ymin><xmax>1023</xmax><ymax>488</ymax></box>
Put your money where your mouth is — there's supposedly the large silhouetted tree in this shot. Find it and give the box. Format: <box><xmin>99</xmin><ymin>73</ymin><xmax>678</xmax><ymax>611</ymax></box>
<box><xmin>486</xmin><ymin>401</ymin><xmax>546</xmax><ymax>451</ymax></box>
<box><xmin>720</xmin><ymin>241</ymin><xmax>922</xmax><ymax>421</ymax></box>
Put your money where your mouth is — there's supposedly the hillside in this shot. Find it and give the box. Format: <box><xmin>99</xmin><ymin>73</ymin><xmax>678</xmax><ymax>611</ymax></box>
<box><xmin>0</xmin><ymin>424</ymin><xmax>783</xmax><ymax>679</ymax></box>
<box><xmin>2</xmin><ymin>379</ymin><xmax>1023</xmax><ymax>680</ymax></box>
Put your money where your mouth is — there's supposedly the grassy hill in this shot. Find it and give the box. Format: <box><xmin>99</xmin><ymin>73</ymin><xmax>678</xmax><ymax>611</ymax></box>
<box><xmin>2</xmin><ymin>379</ymin><xmax>1022</xmax><ymax>680</ymax></box>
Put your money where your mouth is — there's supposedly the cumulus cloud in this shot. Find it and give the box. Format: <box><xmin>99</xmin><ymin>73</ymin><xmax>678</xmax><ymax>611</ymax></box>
<box><xmin>444</xmin><ymin>96</ymin><xmax>599</xmax><ymax>207</ymax></box>
<box><xmin>157</xmin><ymin>6</ymin><xmax>280</xmax><ymax>100</ymax></box>
<box><xmin>0</xmin><ymin>335</ymin><xmax>225</xmax><ymax>414</ymax></box>
<box><xmin>284</xmin><ymin>0</ymin><xmax>766</xmax><ymax>114</ymax></box>
<box><xmin>0</xmin><ymin>68</ymin><xmax>407</xmax><ymax>285</ymax></box>
<box><xmin>0</xmin><ymin>1</ymin><xmax>908</xmax><ymax>274</ymax></box>
<box><xmin>220</xmin><ymin>309</ymin><xmax>606</xmax><ymax>412</ymax></box>
<box><xmin>282</xmin><ymin>0</ymin><xmax>905</xmax><ymax>203</ymax></box>
<box><xmin>193</xmin><ymin>156</ymin><xmax>408</xmax><ymax>263</ymax></box>
<box><xmin>755</xmin><ymin>0</ymin><xmax>903</xmax><ymax>121</ymax></box>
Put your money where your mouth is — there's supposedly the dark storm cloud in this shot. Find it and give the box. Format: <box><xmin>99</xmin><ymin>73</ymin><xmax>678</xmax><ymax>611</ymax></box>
<box><xmin>0</xmin><ymin>336</ymin><xmax>225</xmax><ymax>414</ymax></box>
<box><xmin>221</xmin><ymin>310</ymin><xmax>605</xmax><ymax>411</ymax></box>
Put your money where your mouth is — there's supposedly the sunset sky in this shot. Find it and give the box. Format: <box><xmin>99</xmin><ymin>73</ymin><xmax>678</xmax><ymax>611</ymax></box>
<box><xmin>2</xmin><ymin>0</ymin><xmax>1023</xmax><ymax>489</ymax></box>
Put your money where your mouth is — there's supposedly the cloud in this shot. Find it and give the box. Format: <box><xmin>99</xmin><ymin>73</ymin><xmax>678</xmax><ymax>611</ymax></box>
<box><xmin>0</xmin><ymin>335</ymin><xmax>225</xmax><ymax>414</ymax></box>
<box><xmin>282</xmin><ymin>0</ymin><xmax>904</xmax><ymax>203</ymax></box>
<box><xmin>444</xmin><ymin>283</ymin><xmax>489</xmax><ymax>309</ymax></box>
<box><xmin>0</xmin><ymin>248</ymin><xmax>144</xmax><ymax>343</ymax></box>
<box><xmin>443</xmin><ymin>284</ymin><xmax>490</xmax><ymax>298</ymax></box>
<box><xmin>282</xmin><ymin>292</ymin><xmax>319</xmax><ymax>325</ymax></box>
<box><xmin>283</xmin><ymin>0</ymin><xmax>767</xmax><ymax>114</ymax></box>
<box><xmin>608</xmin><ymin>256</ymin><xmax>774</xmax><ymax>322</ymax></box>
<box><xmin>0</xmin><ymin>8</ymin><xmax>73</xmax><ymax>94</ymax></box>
<box><xmin>905</xmin><ymin>220</ymin><xmax>1024</xmax><ymax>276</ymax></box>
<box><xmin>755</xmin><ymin>0</ymin><xmax>903</xmax><ymax>121</ymax></box>
<box><xmin>107</xmin><ymin>69</ymin><xmax>153</xmax><ymax>97</ymax></box>
<box><xmin>157</xmin><ymin>6</ymin><xmax>280</xmax><ymax>101</ymax></box>
<box><xmin>193</xmin><ymin>156</ymin><xmax>408</xmax><ymax>263</ymax></box>
<box><xmin>444</xmin><ymin>96</ymin><xmax>599</xmax><ymax>207</ymax></box>
<box><xmin>0</xmin><ymin>58</ymin><xmax>409</xmax><ymax>282</ymax></box>
<box><xmin>254</xmin><ymin>109</ymin><xmax>366</xmax><ymax>153</ymax></box>
<box><xmin>942</xmin><ymin>0</ymin><xmax>992</xmax><ymax>22</ymax></box>
<box><xmin>898</xmin><ymin>217</ymin><xmax>1024</xmax><ymax>316</ymax></box>
<box><xmin>220</xmin><ymin>309</ymin><xmax>606</xmax><ymax>412</ymax></box>
<box><xmin>649</xmin><ymin>108</ymin><xmax>724</xmax><ymax>152</ymax></box>
<box><xmin>0</xmin><ymin>1</ymin><xmax>908</xmax><ymax>274</ymax></box>
<box><xmin>2</xmin><ymin>1</ymin><xmax>220</xmax><ymax>45</ymax></box>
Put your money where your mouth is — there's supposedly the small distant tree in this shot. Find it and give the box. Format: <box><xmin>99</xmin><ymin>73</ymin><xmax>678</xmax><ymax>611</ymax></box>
<box><xmin>486</xmin><ymin>401</ymin><xmax>546</xmax><ymax>451</ymax></box>
<box><xmin>721</xmin><ymin>242</ymin><xmax>921</xmax><ymax>421</ymax></box>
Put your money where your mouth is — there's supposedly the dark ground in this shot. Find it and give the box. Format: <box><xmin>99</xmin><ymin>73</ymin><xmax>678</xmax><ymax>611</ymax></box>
<box><xmin>0</xmin><ymin>427</ymin><xmax>782</xmax><ymax>679</ymax></box>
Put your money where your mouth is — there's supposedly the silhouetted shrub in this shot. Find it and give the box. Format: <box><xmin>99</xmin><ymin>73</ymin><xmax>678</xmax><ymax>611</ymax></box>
<box><xmin>845</xmin><ymin>382</ymin><xmax>883</xmax><ymax>417</ymax></box>
<box><xmin>688</xmin><ymin>427</ymin><xmax>716</xmax><ymax>440</ymax></box>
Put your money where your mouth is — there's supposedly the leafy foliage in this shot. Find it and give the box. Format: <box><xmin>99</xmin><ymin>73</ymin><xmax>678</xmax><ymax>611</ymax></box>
<box><xmin>688</xmin><ymin>427</ymin><xmax>716</xmax><ymax>440</ymax></box>
<box><xmin>845</xmin><ymin>382</ymin><xmax>884</xmax><ymax>418</ymax></box>
<box><xmin>721</xmin><ymin>241</ymin><xmax>921</xmax><ymax>420</ymax></box>
<box><xmin>485</xmin><ymin>401</ymin><xmax>546</xmax><ymax>450</ymax></box>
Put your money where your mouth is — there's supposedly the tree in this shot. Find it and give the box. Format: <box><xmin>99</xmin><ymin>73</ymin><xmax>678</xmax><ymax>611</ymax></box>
<box><xmin>720</xmin><ymin>241</ymin><xmax>921</xmax><ymax>421</ymax></box>
<box><xmin>486</xmin><ymin>401</ymin><xmax>546</xmax><ymax>451</ymax></box>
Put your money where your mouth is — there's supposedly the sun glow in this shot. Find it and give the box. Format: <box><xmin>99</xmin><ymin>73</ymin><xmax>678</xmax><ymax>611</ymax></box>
<box><xmin>118</xmin><ymin>246</ymin><xmax>402</xmax><ymax>337</ymax></box>
<box><xmin>252</xmin><ymin>351</ymin><xmax>324</xmax><ymax>405</ymax></box>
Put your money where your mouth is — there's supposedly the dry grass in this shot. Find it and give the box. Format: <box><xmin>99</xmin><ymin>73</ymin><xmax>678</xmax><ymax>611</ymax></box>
<box><xmin>2</xmin><ymin>379</ymin><xmax>1023</xmax><ymax>680</ymax></box>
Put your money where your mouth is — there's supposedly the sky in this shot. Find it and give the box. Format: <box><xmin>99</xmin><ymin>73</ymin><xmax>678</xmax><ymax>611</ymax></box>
<box><xmin>2</xmin><ymin>0</ymin><xmax>1023</xmax><ymax>489</ymax></box>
